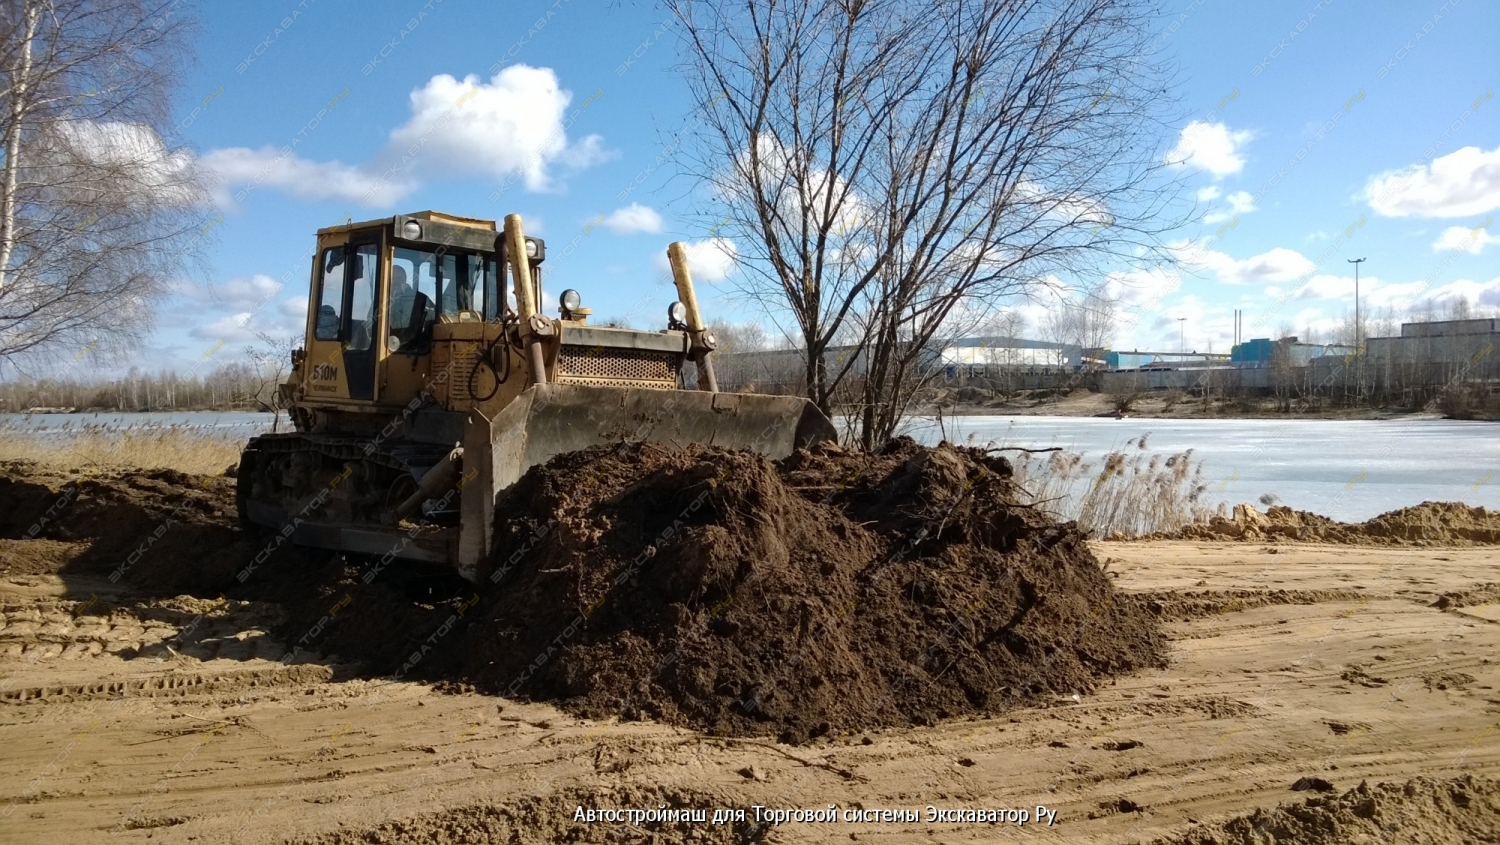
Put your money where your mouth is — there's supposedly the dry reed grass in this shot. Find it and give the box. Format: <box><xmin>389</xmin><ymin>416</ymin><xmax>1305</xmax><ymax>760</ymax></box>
<box><xmin>0</xmin><ymin>420</ymin><xmax>245</xmax><ymax>476</ymax></box>
<box><xmin>1001</xmin><ymin>433</ymin><xmax>1226</xmax><ymax>537</ymax></box>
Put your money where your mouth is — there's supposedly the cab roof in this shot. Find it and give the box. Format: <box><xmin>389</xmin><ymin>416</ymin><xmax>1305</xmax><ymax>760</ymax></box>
<box><xmin>316</xmin><ymin>210</ymin><xmax>497</xmax><ymax>236</ymax></box>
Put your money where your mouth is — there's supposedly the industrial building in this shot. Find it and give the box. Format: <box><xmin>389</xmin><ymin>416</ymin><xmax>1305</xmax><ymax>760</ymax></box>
<box><xmin>713</xmin><ymin>318</ymin><xmax>1498</xmax><ymax>398</ymax></box>
<box><xmin>1228</xmin><ymin>338</ymin><xmax>1355</xmax><ymax>368</ymax></box>
<box><xmin>936</xmin><ymin>336</ymin><xmax>1082</xmax><ymax>368</ymax></box>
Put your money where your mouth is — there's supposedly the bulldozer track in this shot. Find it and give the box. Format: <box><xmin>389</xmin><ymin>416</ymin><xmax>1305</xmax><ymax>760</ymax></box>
<box><xmin>238</xmin><ymin>433</ymin><xmax>457</xmax><ymax>532</ymax></box>
<box><xmin>245</xmin><ymin>433</ymin><xmax>447</xmax><ymax>474</ymax></box>
<box><xmin>0</xmin><ymin>597</ymin><xmax>286</xmax><ymax>664</ymax></box>
<box><xmin>0</xmin><ymin>664</ymin><xmax>333</xmax><ymax>705</ymax></box>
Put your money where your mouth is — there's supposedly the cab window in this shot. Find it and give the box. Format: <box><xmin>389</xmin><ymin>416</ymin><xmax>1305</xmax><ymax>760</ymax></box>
<box><xmin>389</xmin><ymin>247</ymin><xmax>500</xmax><ymax>352</ymax></box>
<box><xmin>391</xmin><ymin>247</ymin><xmax>438</xmax><ymax>352</ymax></box>
<box><xmin>314</xmin><ymin>249</ymin><xmax>344</xmax><ymax>341</ymax></box>
<box><xmin>314</xmin><ymin>243</ymin><xmax>378</xmax><ymax>346</ymax></box>
<box><xmin>440</xmin><ymin>253</ymin><xmax>496</xmax><ymax>317</ymax></box>
<box><xmin>346</xmin><ymin>243</ymin><xmax>378</xmax><ymax>352</ymax></box>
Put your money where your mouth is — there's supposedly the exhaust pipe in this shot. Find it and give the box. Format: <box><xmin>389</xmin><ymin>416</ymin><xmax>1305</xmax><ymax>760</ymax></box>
<box><xmin>505</xmin><ymin>214</ymin><xmax>550</xmax><ymax>385</ymax></box>
<box><xmin>667</xmin><ymin>242</ymin><xmax>719</xmax><ymax>393</ymax></box>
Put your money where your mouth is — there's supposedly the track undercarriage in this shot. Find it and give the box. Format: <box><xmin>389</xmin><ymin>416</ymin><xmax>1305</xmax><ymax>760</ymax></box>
<box><xmin>237</xmin><ymin>434</ymin><xmax>460</xmax><ymax>564</ymax></box>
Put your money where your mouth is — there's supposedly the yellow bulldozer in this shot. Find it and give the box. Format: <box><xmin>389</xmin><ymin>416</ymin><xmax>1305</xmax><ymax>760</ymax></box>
<box><xmin>237</xmin><ymin>211</ymin><xmax>836</xmax><ymax>582</ymax></box>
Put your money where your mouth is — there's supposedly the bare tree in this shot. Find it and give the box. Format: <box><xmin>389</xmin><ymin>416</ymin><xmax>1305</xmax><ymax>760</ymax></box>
<box><xmin>1039</xmin><ymin>300</ymin><xmax>1074</xmax><ymax>367</ymax></box>
<box><xmin>707</xmin><ymin>318</ymin><xmax>770</xmax><ymax>354</ymax></box>
<box><xmin>670</xmin><ymin>0</ymin><xmax>1180</xmax><ymax>447</ymax></box>
<box><xmin>702</xmin><ymin>319</ymin><xmax>774</xmax><ymax>396</ymax></box>
<box><xmin>0</xmin><ymin>0</ymin><xmax>207</xmax><ymax>367</ymax></box>
<box><xmin>247</xmin><ymin>332</ymin><xmax>298</xmax><ymax>431</ymax></box>
<box><xmin>991</xmin><ymin>309</ymin><xmax>1025</xmax><ymax>348</ymax></box>
<box><xmin>1269</xmin><ymin>336</ymin><xmax>1298</xmax><ymax>412</ymax></box>
<box><xmin>1446</xmin><ymin>294</ymin><xmax>1473</xmax><ymax>321</ymax></box>
<box><xmin>1040</xmin><ymin>280</ymin><xmax>1117</xmax><ymax>365</ymax></box>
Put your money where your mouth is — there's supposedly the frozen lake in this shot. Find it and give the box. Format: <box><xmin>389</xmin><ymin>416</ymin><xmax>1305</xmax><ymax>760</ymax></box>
<box><xmin>4</xmin><ymin>411</ymin><xmax>1496</xmax><ymax>522</ymax></box>
<box><xmin>906</xmin><ymin>415</ymin><xmax>1500</xmax><ymax>521</ymax></box>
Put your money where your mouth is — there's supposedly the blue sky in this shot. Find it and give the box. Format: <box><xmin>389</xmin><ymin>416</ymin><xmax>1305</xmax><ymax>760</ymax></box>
<box><xmin>136</xmin><ymin>0</ymin><xmax>1499</xmax><ymax>372</ymax></box>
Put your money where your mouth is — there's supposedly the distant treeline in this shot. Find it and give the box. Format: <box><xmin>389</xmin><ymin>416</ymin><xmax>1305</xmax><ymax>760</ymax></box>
<box><xmin>0</xmin><ymin>362</ymin><xmax>277</xmax><ymax>413</ymax></box>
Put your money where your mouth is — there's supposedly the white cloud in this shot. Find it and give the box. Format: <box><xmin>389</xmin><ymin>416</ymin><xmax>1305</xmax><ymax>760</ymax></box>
<box><xmin>189</xmin><ymin>312</ymin><xmax>260</xmax><ymax>343</ymax></box>
<box><xmin>1016</xmin><ymin>180</ymin><xmax>1111</xmax><ymax>225</ymax></box>
<box><xmin>180</xmin><ymin>277</ymin><xmax>308</xmax><ymax>342</ymax></box>
<box><xmin>1196</xmin><ymin>185</ymin><xmax>1221</xmax><ymax>202</ymax></box>
<box><xmin>176</xmin><ymin>274</ymin><xmax>285</xmax><ymax>311</ymax></box>
<box><xmin>1413</xmin><ymin>276</ymin><xmax>1500</xmax><ymax>311</ymax></box>
<box><xmin>1108</xmin><ymin>266</ymin><xmax>1183</xmax><ymax>347</ymax></box>
<box><xmin>201</xmin><ymin>147</ymin><xmax>409</xmax><ymax>206</ymax></box>
<box><xmin>1364</xmin><ymin>145</ymin><xmax>1500</xmax><ymax>218</ymax></box>
<box><xmin>602</xmin><ymin>203</ymin><xmax>664</xmax><ymax>234</ymax></box>
<box><xmin>52</xmin><ymin>121</ymin><xmax>201</xmax><ymax>205</ymax></box>
<box><xmin>203</xmin><ymin>65</ymin><xmax>609</xmax><ymax>207</ymax></box>
<box><xmin>1279</xmin><ymin>273</ymin><xmax>1497</xmax><ymax>317</ymax></box>
<box><xmin>653</xmin><ymin>238</ymin><xmax>738</xmax><ymax>283</ymax></box>
<box><xmin>1291</xmin><ymin>274</ymin><xmax>1357</xmax><ymax>301</ymax></box>
<box><xmin>1106</xmin><ymin>266</ymin><xmax>1181</xmax><ymax>309</ymax></box>
<box><xmin>1143</xmin><ymin>294</ymin><xmax>1216</xmax><ymax>351</ymax></box>
<box><xmin>1167</xmin><ymin>122</ymin><xmax>1253</xmax><ymax>178</ymax></box>
<box><xmin>1203</xmin><ymin>190</ymin><xmax>1258</xmax><ymax>225</ymax></box>
<box><xmin>1226</xmin><ymin>191</ymin><xmax>1256</xmax><ymax>214</ymax></box>
<box><xmin>1179</xmin><ymin>242</ymin><xmax>1314</xmax><ymax>285</ymax></box>
<box><xmin>1431</xmin><ymin>222</ymin><xmax>1498</xmax><ymax>254</ymax></box>
<box><xmin>732</xmin><ymin>136</ymin><xmax>869</xmax><ymax>236</ymax></box>
<box><xmin>1363</xmin><ymin>279</ymin><xmax>1429</xmax><ymax>309</ymax></box>
<box><xmin>381</xmin><ymin>66</ymin><xmax>608</xmax><ymax>191</ymax></box>
<box><xmin>280</xmin><ymin>296</ymin><xmax>309</xmax><ymax>321</ymax></box>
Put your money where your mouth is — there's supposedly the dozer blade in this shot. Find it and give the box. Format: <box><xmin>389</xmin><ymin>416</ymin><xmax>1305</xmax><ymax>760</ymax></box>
<box><xmin>457</xmin><ymin>383</ymin><xmax>837</xmax><ymax>580</ymax></box>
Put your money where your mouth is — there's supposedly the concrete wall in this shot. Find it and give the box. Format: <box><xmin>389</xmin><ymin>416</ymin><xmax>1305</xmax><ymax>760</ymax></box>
<box><xmin>1364</xmin><ymin>332</ymin><xmax>1499</xmax><ymax>367</ymax></box>
<box><xmin>1098</xmin><ymin>367</ymin><xmax>1272</xmax><ymax>393</ymax></box>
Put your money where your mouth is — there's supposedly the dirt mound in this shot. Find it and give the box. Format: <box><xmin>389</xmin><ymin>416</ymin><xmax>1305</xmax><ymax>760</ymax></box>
<box><xmin>0</xmin><ymin>460</ymin><xmax>456</xmax><ymax>673</ymax></box>
<box><xmin>1434</xmin><ymin>582</ymin><xmax>1500</xmax><ymax>609</ymax></box>
<box><xmin>0</xmin><ymin>460</ymin><xmax>250</xmax><ymax>590</ymax></box>
<box><xmin>440</xmin><ymin>439</ymin><xmax>1166</xmax><ymax>743</ymax></box>
<box><xmin>1161</xmin><ymin>501</ymin><xmax>1500</xmax><ymax>546</ymax></box>
<box><xmin>1157</xmin><ymin>775</ymin><xmax>1500</xmax><ymax>844</ymax></box>
<box><xmin>1126</xmin><ymin>588</ymin><xmax>1370</xmax><ymax>621</ymax></box>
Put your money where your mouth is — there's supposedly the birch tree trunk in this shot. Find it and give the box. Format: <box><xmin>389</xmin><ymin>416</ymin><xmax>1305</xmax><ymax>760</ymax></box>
<box><xmin>0</xmin><ymin>0</ymin><xmax>40</xmax><ymax>292</ymax></box>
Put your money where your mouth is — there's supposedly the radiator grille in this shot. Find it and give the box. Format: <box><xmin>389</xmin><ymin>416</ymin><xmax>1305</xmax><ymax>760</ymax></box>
<box><xmin>557</xmin><ymin>344</ymin><xmax>677</xmax><ymax>384</ymax></box>
<box><xmin>448</xmin><ymin>343</ymin><xmax>482</xmax><ymax>402</ymax></box>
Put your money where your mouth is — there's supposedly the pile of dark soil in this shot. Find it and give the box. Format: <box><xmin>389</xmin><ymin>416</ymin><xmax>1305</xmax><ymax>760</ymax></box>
<box><xmin>0</xmin><ymin>460</ymin><xmax>249</xmax><ymax>590</ymax></box>
<box><xmin>443</xmin><ymin>438</ymin><xmax>1166</xmax><ymax>743</ymax></box>
<box><xmin>0</xmin><ymin>460</ymin><xmax>477</xmax><ymax>673</ymax></box>
<box><xmin>1161</xmin><ymin>501</ymin><xmax>1500</xmax><ymax>546</ymax></box>
<box><xmin>1157</xmin><ymin>775</ymin><xmax>1500</xmax><ymax>844</ymax></box>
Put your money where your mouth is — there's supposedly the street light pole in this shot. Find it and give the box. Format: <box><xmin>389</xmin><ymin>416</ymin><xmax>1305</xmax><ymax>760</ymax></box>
<box><xmin>1177</xmin><ymin>317</ymin><xmax>1186</xmax><ymax>354</ymax></box>
<box><xmin>1347</xmin><ymin>257</ymin><xmax>1366</xmax><ymax>348</ymax></box>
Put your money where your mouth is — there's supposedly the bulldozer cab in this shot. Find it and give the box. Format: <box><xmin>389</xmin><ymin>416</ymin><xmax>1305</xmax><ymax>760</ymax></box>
<box><xmin>297</xmin><ymin>212</ymin><xmax>517</xmax><ymax>421</ymax></box>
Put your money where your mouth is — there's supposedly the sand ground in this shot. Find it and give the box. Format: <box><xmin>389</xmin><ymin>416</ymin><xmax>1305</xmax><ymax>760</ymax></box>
<box><xmin>0</xmin><ymin>540</ymin><xmax>1495</xmax><ymax>843</ymax></box>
